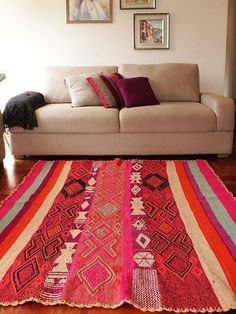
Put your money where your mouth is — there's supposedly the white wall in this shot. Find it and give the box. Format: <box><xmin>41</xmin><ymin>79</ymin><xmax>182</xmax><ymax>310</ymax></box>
<box><xmin>0</xmin><ymin>0</ymin><xmax>228</xmax><ymax>100</ymax></box>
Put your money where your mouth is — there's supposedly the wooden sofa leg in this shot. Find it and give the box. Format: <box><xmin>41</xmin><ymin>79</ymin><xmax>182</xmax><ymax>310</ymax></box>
<box><xmin>14</xmin><ymin>155</ymin><xmax>27</xmax><ymax>160</ymax></box>
<box><xmin>217</xmin><ymin>154</ymin><xmax>229</xmax><ymax>158</ymax></box>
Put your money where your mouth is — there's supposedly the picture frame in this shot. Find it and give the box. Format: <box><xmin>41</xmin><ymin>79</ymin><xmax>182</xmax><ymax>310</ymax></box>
<box><xmin>134</xmin><ymin>13</ymin><xmax>170</xmax><ymax>49</ymax></box>
<box><xmin>120</xmin><ymin>0</ymin><xmax>156</xmax><ymax>9</ymax></box>
<box><xmin>66</xmin><ymin>0</ymin><xmax>112</xmax><ymax>23</ymax></box>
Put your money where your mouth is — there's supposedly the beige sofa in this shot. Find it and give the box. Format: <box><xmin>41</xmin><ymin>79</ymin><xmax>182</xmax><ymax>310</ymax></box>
<box><xmin>6</xmin><ymin>63</ymin><xmax>235</xmax><ymax>157</ymax></box>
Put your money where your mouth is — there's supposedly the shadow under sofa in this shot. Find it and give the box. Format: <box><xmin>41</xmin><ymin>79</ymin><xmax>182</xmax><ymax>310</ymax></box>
<box><xmin>6</xmin><ymin>63</ymin><xmax>235</xmax><ymax>158</ymax></box>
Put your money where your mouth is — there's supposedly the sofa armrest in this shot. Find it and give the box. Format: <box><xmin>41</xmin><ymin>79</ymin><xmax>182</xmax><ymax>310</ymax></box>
<box><xmin>201</xmin><ymin>93</ymin><xmax>235</xmax><ymax>131</ymax></box>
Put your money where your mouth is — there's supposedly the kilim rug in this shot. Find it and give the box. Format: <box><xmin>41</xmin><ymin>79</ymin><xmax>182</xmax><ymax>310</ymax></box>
<box><xmin>0</xmin><ymin>159</ymin><xmax>235</xmax><ymax>312</ymax></box>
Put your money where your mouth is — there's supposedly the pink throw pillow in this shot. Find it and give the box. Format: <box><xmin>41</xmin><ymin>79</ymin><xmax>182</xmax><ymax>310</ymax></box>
<box><xmin>86</xmin><ymin>73</ymin><xmax>124</xmax><ymax>108</ymax></box>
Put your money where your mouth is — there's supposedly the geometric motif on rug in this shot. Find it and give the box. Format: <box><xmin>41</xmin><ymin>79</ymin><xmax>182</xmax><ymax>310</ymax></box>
<box><xmin>78</xmin><ymin>257</ymin><xmax>115</xmax><ymax>295</ymax></box>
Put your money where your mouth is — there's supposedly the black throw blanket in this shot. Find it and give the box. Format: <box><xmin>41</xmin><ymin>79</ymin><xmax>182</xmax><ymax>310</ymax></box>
<box><xmin>3</xmin><ymin>91</ymin><xmax>46</xmax><ymax>130</ymax></box>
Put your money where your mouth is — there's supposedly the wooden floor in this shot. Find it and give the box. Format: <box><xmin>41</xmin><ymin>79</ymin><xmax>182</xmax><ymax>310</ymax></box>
<box><xmin>0</xmin><ymin>137</ymin><xmax>236</xmax><ymax>314</ymax></box>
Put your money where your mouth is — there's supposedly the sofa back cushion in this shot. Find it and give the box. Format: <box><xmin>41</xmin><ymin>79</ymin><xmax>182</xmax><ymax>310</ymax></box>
<box><xmin>118</xmin><ymin>63</ymin><xmax>200</xmax><ymax>102</ymax></box>
<box><xmin>43</xmin><ymin>66</ymin><xmax>118</xmax><ymax>103</ymax></box>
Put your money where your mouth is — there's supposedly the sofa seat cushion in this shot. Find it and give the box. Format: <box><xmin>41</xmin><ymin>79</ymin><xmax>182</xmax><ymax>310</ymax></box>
<box><xmin>119</xmin><ymin>102</ymin><xmax>216</xmax><ymax>133</ymax></box>
<box><xmin>10</xmin><ymin>104</ymin><xmax>120</xmax><ymax>134</ymax></box>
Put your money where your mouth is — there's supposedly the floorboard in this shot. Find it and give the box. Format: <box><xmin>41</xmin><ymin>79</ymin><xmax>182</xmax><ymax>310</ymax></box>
<box><xmin>0</xmin><ymin>135</ymin><xmax>236</xmax><ymax>314</ymax></box>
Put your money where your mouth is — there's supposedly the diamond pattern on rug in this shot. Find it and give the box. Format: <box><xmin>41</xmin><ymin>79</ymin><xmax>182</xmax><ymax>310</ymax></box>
<box><xmin>78</xmin><ymin>257</ymin><xmax>114</xmax><ymax>295</ymax></box>
<box><xmin>13</xmin><ymin>258</ymin><xmax>40</xmax><ymax>292</ymax></box>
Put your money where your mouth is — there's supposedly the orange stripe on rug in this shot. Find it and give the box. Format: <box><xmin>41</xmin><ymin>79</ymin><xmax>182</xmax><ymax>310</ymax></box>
<box><xmin>0</xmin><ymin>161</ymin><xmax>66</xmax><ymax>259</ymax></box>
<box><xmin>174</xmin><ymin>161</ymin><xmax>236</xmax><ymax>295</ymax></box>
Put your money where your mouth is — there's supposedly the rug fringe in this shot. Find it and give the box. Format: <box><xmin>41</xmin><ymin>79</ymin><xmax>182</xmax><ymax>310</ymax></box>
<box><xmin>36</xmin><ymin>158</ymin><xmax>208</xmax><ymax>163</ymax></box>
<box><xmin>0</xmin><ymin>298</ymin><xmax>235</xmax><ymax>313</ymax></box>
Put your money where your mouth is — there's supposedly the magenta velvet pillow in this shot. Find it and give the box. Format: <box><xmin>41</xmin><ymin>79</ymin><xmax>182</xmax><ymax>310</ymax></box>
<box><xmin>115</xmin><ymin>77</ymin><xmax>160</xmax><ymax>108</ymax></box>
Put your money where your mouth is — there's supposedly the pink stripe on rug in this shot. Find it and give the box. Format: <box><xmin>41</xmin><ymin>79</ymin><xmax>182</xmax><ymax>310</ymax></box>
<box><xmin>121</xmin><ymin>160</ymin><xmax>133</xmax><ymax>301</ymax></box>
<box><xmin>197</xmin><ymin>160</ymin><xmax>236</xmax><ymax>224</ymax></box>
<box><xmin>0</xmin><ymin>161</ymin><xmax>45</xmax><ymax>220</ymax></box>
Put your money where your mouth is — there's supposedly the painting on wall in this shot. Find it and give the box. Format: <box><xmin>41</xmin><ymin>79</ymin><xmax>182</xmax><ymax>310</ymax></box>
<box><xmin>120</xmin><ymin>0</ymin><xmax>156</xmax><ymax>9</ymax></box>
<box><xmin>66</xmin><ymin>0</ymin><xmax>112</xmax><ymax>23</ymax></box>
<box><xmin>134</xmin><ymin>13</ymin><xmax>170</xmax><ymax>49</ymax></box>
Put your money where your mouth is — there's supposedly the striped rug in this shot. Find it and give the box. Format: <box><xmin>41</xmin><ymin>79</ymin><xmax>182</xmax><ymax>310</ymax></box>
<box><xmin>0</xmin><ymin>159</ymin><xmax>235</xmax><ymax>312</ymax></box>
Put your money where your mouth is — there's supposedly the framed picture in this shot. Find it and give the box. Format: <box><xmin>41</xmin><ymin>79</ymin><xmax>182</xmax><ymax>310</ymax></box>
<box><xmin>120</xmin><ymin>0</ymin><xmax>156</xmax><ymax>9</ymax></box>
<box><xmin>134</xmin><ymin>13</ymin><xmax>170</xmax><ymax>49</ymax></box>
<box><xmin>66</xmin><ymin>0</ymin><xmax>112</xmax><ymax>23</ymax></box>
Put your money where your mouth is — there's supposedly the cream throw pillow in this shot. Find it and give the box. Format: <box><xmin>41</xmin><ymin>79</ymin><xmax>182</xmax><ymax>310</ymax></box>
<box><xmin>65</xmin><ymin>72</ymin><xmax>102</xmax><ymax>107</ymax></box>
